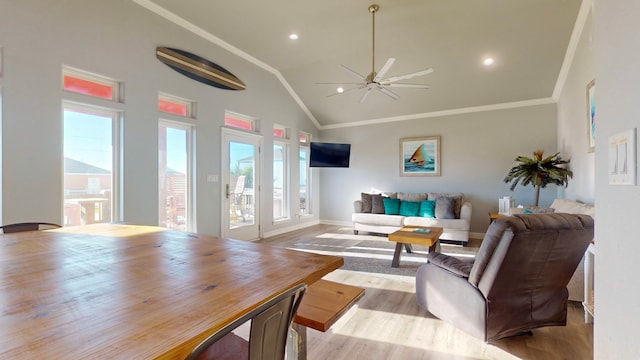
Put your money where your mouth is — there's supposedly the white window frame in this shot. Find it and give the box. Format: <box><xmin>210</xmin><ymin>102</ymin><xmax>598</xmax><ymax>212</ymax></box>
<box><xmin>225</xmin><ymin>110</ymin><xmax>260</xmax><ymax>133</ymax></box>
<box><xmin>63</xmin><ymin>101</ymin><xmax>122</xmax><ymax>224</ymax></box>
<box><xmin>299</xmin><ymin>144</ymin><xmax>312</xmax><ymax>215</ymax></box>
<box><xmin>273</xmin><ymin>140</ymin><xmax>290</xmax><ymax>222</ymax></box>
<box><xmin>158</xmin><ymin>92</ymin><xmax>196</xmax><ymax>118</ymax></box>
<box><xmin>62</xmin><ymin>66</ymin><xmax>122</xmax><ymax>102</ymax></box>
<box><xmin>159</xmin><ymin>120</ymin><xmax>195</xmax><ymax>232</ymax></box>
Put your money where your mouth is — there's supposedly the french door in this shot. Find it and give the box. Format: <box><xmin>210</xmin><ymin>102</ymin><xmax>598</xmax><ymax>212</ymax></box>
<box><xmin>221</xmin><ymin>128</ymin><xmax>261</xmax><ymax>240</ymax></box>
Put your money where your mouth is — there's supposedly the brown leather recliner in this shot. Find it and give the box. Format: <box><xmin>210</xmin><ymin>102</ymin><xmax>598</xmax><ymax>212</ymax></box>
<box><xmin>415</xmin><ymin>213</ymin><xmax>594</xmax><ymax>341</ymax></box>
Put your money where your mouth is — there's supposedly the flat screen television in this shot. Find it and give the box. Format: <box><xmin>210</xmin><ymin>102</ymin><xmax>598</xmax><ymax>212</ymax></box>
<box><xmin>309</xmin><ymin>142</ymin><xmax>351</xmax><ymax>168</ymax></box>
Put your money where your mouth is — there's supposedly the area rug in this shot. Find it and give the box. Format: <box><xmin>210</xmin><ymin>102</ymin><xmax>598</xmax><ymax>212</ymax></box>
<box><xmin>263</xmin><ymin>225</ymin><xmax>479</xmax><ymax>278</ymax></box>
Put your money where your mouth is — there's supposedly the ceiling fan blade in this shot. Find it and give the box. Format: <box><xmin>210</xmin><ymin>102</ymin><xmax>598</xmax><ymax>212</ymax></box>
<box><xmin>373</xmin><ymin>58</ymin><xmax>396</xmax><ymax>82</ymax></box>
<box><xmin>360</xmin><ymin>87</ymin><xmax>373</xmax><ymax>103</ymax></box>
<box><xmin>383</xmin><ymin>67</ymin><xmax>434</xmax><ymax>83</ymax></box>
<box><xmin>378</xmin><ymin>87</ymin><xmax>400</xmax><ymax>100</ymax></box>
<box><xmin>340</xmin><ymin>64</ymin><xmax>366</xmax><ymax>80</ymax></box>
<box><xmin>387</xmin><ymin>83</ymin><xmax>432</xmax><ymax>89</ymax></box>
<box><xmin>316</xmin><ymin>82</ymin><xmax>365</xmax><ymax>85</ymax></box>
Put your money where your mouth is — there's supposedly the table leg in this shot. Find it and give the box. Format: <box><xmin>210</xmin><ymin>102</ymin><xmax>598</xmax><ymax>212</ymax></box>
<box><xmin>428</xmin><ymin>240</ymin><xmax>441</xmax><ymax>253</ymax></box>
<box><xmin>404</xmin><ymin>244</ymin><xmax>413</xmax><ymax>253</ymax></box>
<box><xmin>392</xmin><ymin>242</ymin><xmax>403</xmax><ymax>268</ymax></box>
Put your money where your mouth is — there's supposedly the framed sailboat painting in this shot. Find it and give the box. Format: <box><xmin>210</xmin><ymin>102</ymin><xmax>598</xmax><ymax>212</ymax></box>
<box><xmin>400</xmin><ymin>136</ymin><xmax>441</xmax><ymax>176</ymax></box>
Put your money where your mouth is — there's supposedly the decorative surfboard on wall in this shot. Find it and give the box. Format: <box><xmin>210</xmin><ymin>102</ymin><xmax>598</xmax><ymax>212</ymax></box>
<box><xmin>156</xmin><ymin>47</ymin><xmax>246</xmax><ymax>91</ymax></box>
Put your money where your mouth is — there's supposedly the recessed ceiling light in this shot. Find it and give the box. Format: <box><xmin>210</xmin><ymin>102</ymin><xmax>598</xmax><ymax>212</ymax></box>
<box><xmin>289</xmin><ymin>34</ymin><xmax>299</xmax><ymax>40</ymax></box>
<box><xmin>336</xmin><ymin>87</ymin><xmax>344</xmax><ymax>93</ymax></box>
<box><xmin>483</xmin><ymin>57</ymin><xmax>495</xmax><ymax>66</ymax></box>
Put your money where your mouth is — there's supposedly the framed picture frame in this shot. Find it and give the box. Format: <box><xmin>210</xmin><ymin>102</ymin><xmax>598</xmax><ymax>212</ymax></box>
<box><xmin>586</xmin><ymin>79</ymin><xmax>596</xmax><ymax>152</ymax></box>
<box><xmin>400</xmin><ymin>136</ymin><xmax>441</xmax><ymax>176</ymax></box>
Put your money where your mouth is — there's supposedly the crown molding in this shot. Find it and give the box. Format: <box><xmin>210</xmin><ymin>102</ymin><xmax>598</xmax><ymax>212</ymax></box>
<box><xmin>131</xmin><ymin>0</ymin><xmax>322</xmax><ymax>129</ymax></box>
<box><xmin>319</xmin><ymin>98</ymin><xmax>556</xmax><ymax>130</ymax></box>
<box><xmin>552</xmin><ymin>0</ymin><xmax>593</xmax><ymax>100</ymax></box>
<box><xmin>135</xmin><ymin>0</ymin><xmax>577</xmax><ymax>131</ymax></box>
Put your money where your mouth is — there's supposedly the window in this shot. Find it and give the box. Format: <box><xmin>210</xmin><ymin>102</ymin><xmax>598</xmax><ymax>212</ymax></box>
<box><xmin>273</xmin><ymin>142</ymin><xmax>289</xmax><ymax>221</ymax></box>
<box><xmin>273</xmin><ymin>124</ymin><xmax>288</xmax><ymax>139</ymax></box>
<box><xmin>159</xmin><ymin>121</ymin><xmax>193</xmax><ymax>231</ymax></box>
<box><xmin>63</xmin><ymin>103</ymin><xmax>119</xmax><ymax>226</ymax></box>
<box><xmin>63</xmin><ymin>67</ymin><xmax>121</xmax><ymax>101</ymax></box>
<box><xmin>225</xmin><ymin>111</ymin><xmax>258</xmax><ymax>132</ymax></box>
<box><xmin>299</xmin><ymin>131</ymin><xmax>311</xmax><ymax>144</ymax></box>
<box><xmin>299</xmin><ymin>145</ymin><xmax>311</xmax><ymax>215</ymax></box>
<box><xmin>158</xmin><ymin>93</ymin><xmax>195</xmax><ymax>117</ymax></box>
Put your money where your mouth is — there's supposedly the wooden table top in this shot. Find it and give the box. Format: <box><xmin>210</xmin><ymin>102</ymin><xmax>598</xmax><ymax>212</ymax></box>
<box><xmin>388</xmin><ymin>226</ymin><xmax>443</xmax><ymax>246</ymax></box>
<box><xmin>0</xmin><ymin>224</ymin><xmax>344</xmax><ymax>359</ymax></box>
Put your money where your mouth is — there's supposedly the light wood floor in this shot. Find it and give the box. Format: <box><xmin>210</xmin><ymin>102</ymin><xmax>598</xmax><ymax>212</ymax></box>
<box><xmin>259</xmin><ymin>224</ymin><xmax>593</xmax><ymax>360</ymax></box>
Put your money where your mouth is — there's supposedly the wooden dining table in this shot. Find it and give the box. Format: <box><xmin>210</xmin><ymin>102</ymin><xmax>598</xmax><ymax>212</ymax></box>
<box><xmin>0</xmin><ymin>223</ymin><xmax>344</xmax><ymax>359</ymax></box>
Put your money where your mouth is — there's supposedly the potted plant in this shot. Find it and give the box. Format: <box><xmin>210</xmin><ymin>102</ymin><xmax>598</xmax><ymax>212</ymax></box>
<box><xmin>503</xmin><ymin>150</ymin><xmax>573</xmax><ymax>207</ymax></box>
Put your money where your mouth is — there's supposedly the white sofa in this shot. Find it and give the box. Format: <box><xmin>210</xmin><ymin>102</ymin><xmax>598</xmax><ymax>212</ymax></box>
<box><xmin>549</xmin><ymin>198</ymin><xmax>595</xmax><ymax>302</ymax></box>
<box><xmin>352</xmin><ymin>192</ymin><xmax>472</xmax><ymax>245</ymax></box>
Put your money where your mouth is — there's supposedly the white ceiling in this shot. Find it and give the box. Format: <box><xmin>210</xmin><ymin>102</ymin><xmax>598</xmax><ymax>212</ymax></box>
<box><xmin>139</xmin><ymin>0</ymin><xmax>582</xmax><ymax>128</ymax></box>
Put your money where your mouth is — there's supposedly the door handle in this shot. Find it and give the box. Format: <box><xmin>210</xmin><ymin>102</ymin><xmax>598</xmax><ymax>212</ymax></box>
<box><xmin>226</xmin><ymin>184</ymin><xmax>230</xmax><ymax>199</ymax></box>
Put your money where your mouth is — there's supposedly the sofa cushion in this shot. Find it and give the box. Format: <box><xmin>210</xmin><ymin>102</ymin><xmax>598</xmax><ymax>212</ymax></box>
<box><xmin>550</xmin><ymin>198</ymin><xmax>595</xmax><ymax>218</ymax></box>
<box><xmin>383</xmin><ymin>198</ymin><xmax>401</xmax><ymax>215</ymax></box>
<box><xmin>361</xmin><ymin>193</ymin><xmax>373</xmax><ymax>213</ymax></box>
<box><xmin>399</xmin><ymin>201</ymin><xmax>421</xmax><ymax>216</ymax></box>
<box><xmin>397</xmin><ymin>192</ymin><xmax>428</xmax><ymax>202</ymax></box>
<box><xmin>352</xmin><ymin>213</ymin><xmax>405</xmax><ymax>227</ymax></box>
<box><xmin>435</xmin><ymin>196</ymin><xmax>456</xmax><ymax>219</ymax></box>
<box><xmin>404</xmin><ymin>217</ymin><xmax>470</xmax><ymax>230</ymax></box>
<box><xmin>429</xmin><ymin>192</ymin><xmax>464</xmax><ymax>218</ymax></box>
<box><xmin>371</xmin><ymin>194</ymin><xmax>385</xmax><ymax>214</ymax></box>
<box><xmin>418</xmin><ymin>200</ymin><xmax>436</xmax><ymax>218</ymax></box>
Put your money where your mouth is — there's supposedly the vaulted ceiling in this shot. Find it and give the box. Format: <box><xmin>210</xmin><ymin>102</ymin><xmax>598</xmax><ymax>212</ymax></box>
<box><xmin>139</xmin><ymin>0</ymin><xmax>582</xmax><ymax>128</ymax></box>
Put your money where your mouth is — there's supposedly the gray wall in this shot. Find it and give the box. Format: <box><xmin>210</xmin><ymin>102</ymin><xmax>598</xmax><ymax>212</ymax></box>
<box><xmin>594</xmin><ymin>0</ymin><xmax>640</xmax><ymax>357</ymax></box>
<box><xmin>319</xmin><ymin>104</ymin><xmax>559</xmax><ymax>236</ymax></box>
<box><xmin>0</xmin><ymin>0</ymin><xmax>320</xmax><ymax>236</ymax></box>
<box><xmin>557</xmin><ymin>10</ymin><xmax>595</xmax><ymax>203</ymax></box>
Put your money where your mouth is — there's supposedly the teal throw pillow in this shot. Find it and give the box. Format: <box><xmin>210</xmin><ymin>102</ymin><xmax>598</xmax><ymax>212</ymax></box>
<box><xmin>418</xmin><ymin>200</ymin><xmax>436</xmax><ymax>218</ymax></box>
<box><xmin>399</xmin><ymin>201</ymin><xmax>420</xmax><ymax>216</ymax></box>
<box><xmin>382</xmin><ymin>198</ymin><xmax>401</xmax><ymax>215</ymax></box>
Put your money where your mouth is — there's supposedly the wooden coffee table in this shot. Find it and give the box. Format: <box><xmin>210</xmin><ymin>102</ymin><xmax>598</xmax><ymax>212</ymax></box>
<box><xmin>388</xmin><ymin>226</ymin><xmax>443</xmax><ymax>268</ymax></box>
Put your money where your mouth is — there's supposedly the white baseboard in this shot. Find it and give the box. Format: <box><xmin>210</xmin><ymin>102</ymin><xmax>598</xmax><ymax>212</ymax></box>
<box><xmin>319</xmin><ymin>219</ymin><xmax>354</xmax><ymax>227</ymax></box>
<box><xmin>262</xmin><ymin>219</ymin><xmax>320</xmax><ymax>238</ymax></box>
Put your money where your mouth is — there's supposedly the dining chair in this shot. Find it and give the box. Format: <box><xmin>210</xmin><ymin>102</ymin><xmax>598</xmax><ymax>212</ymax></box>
<box><xmin>186</xmin><ymin>283</ymin><xmax>306</xmax><ymax>360</ymax></box>
<box><xmin>0</xmin><ymin>222</ymin><xmax>62</xmax><ymax>234</ymax></box>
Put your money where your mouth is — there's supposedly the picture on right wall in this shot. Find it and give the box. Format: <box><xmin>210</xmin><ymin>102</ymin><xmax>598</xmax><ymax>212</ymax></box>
<box><xmin>586</xmin><ymin>79</ymin><xmax>596</xmax><ymax>152</ymax></box>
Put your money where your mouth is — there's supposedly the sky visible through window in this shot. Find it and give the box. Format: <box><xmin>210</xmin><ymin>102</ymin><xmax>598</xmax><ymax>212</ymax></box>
<box><xmin>64</xmin><ymin>110</ymin><xmax>112</xmax><ymax>171</ymax></box>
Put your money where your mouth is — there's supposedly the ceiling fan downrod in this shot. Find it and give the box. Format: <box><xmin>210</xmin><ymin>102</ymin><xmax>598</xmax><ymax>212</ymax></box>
<box><xmin>368</xmin><ymin>4</ymin><xmax>379</xmax><ymax>83</ymax></box>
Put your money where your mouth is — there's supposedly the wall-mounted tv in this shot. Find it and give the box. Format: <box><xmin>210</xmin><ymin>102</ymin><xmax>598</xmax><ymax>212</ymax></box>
<box><xmin>309</xmin><ymin>142</ymin><xmax>351</xmax><ymax>168</ymax></box>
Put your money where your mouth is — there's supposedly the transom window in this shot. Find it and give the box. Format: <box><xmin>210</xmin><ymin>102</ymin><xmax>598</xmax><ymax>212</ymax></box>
<box><xmin>225</xmin><ymin>111</ymin><xmax>258</xmax><ymax>132</ymax></box>
<box><xmin>158</xmin><ymin>93</ymin><xmax>195</xmax><ymax>118</ymax></box>
<box><xmin>63</xmin><ymin>67</ymin><xmax>120</xmax><ymax>101</ymax></box>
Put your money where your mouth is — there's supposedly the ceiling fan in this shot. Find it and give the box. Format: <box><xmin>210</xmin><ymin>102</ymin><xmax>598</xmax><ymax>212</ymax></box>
<box><xmin>319</xmin><ymin>4</ymin><xmax>434</xmax><ymax>103</ymax></box>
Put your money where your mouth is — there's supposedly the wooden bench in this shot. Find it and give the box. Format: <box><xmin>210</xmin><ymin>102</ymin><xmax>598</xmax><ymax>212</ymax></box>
<box><xmin>292</xmin><ymin>279</ymin><xmax>365</xmax><ymax>359</ymax></box>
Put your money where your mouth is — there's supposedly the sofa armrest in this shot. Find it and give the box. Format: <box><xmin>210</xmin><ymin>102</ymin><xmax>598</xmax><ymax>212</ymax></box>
<box><xmin>353</xmin><ymin>200</ymin><xmax>363</xmax><ymax>213</ymax></box>
<box><xmin>460</xmin><ymin>201</ymin><xmax>472</xmax><ymax>222</ymax></box>
<box><xmin>427</xmin><ymin>252</ymin><xmax>474</xmax><ymax>278</ymax></box>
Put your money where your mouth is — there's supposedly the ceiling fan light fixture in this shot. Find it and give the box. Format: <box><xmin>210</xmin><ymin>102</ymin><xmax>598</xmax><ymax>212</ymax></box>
<box><xmin>320</xmin><ymin>3</ymin><xmax>433</xmax><ymax>102</ymax></box>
